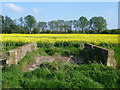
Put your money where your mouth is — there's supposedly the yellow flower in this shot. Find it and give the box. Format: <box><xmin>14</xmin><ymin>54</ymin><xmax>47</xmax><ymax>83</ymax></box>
<box><xmin>0</xmin><ymin>34</ymin><xmax>119</xmax><ymax>44</ymax></box>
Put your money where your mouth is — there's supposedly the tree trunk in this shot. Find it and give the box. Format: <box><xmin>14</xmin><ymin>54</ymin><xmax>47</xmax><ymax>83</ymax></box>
<box><xmin>29</xmin><ymin>28</ymin><xmax>32</xmax><ymax>34</ymax></box>
<box><xmin>82</xmin><ymin>28</ymin><xmax>84</xmax><ymax>33</ymax></box>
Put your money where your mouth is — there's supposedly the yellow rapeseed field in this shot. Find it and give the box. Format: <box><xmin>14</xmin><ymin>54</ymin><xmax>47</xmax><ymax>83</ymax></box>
<box><xmin>0</xmin><ymin>34</ymin><xmax>119</xmax><ymax>44</ymax></box>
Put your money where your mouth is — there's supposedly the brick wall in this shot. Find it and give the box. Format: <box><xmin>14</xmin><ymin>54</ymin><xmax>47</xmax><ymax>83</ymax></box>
<box><xmin>84</xmin><ymin>43</ymin><xmax>116</xmax><ymax>68</ymax></box>
<box><xmin>6</xmin><ymin>43</ymin><xmax>37</xmax><ymax>64</ymax></box>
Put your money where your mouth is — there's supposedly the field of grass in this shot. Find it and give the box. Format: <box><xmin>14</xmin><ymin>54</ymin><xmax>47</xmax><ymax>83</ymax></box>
<box><xmin>2</xmin><ymin>61</ymin><xmax>120</xmax><ymax>88</ymax></box>
<box><xmin>1</xmin><ymin>34</ymin><xmax>120</xmax><ymax>88</ymax></box>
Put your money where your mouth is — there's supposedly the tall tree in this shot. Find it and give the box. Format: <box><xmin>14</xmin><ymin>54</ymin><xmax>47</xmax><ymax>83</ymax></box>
<box><xmin>18</xmin><ymin>17</ymin><xmax>25</xmax><ymax>33</ymax></box>
<box><xmin>68</xmin><ymin>20</ymin><xmax>73</xmax><ymax>30</ymax></box>
<box><xmin>73</xmin><ymin>20</ymin><xmax>80</xmax><ymax>33</ymax></box>
<box><xmin>63</xmin><ymin>21</ymin><xmax>73</xmax><ymax>33</ymax></box>
<box><xmin>24</xmin><ymin>15</ymin><xmax>36</xmax><ymax>34</ymax></box>
<box><xmin>96</xmin><ymin>16</ymin><xmax>107</xmax><ymax>33</ymax></box>
<box><xmin>89</xmin><ymin>16</ymin><xmax>107</xmax><ymax>33</ymax></box>
<box><xmin>89</xmin><ymin>17</ymin><xmax>96</xmax><ymax>31</ymax></box>
<box><xmin>0</xmin><ymin>15</ymin><xmax>4</xmax><ymax>33</ymax></box>
<box><xmin>18</xmin><ymin>17</ymin><xmax>24</xmax><ymax>27</ymax></box>
<box><xmin>3</xmin><ymin>16</ymin><xmax>14</xmax><ymax>33</ymax></box>
<box><xmin>10</xmin><ymin>20</ymin><xmax>19</xmax><ymax>33</ymax></box>
<box><xmin>4</xmin><ymin>16</ymin><xmax>13</xmax><ymax>28</ymax></box>
<box><xmin>79</xmin><ymin>16</ymin><xmax>88</xmax><ymax>33</ymax></box>
<box><xmin>56</xmin><ymin>20</ymin><xmax>64</xmax><ymax>32</ymax></box>
<box><xmin>48</xmin><ymin>21</ymin><xmax>56</xmax><ymax>31</ymax></box>
<box><xmin>37</xmin><ymin>21</ymin><xmax>47</xmax><ymax>33</ymax></box>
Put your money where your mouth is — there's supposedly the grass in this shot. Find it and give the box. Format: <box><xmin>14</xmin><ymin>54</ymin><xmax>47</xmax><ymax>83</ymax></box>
<box><xmin>1</xmin><ymin>42</ymin><xmax>27</xmax><ymax>52</ymax></box>
<box><xmin>2</xmin><ymin>65</ymin><xmax>23</xmax><ymax>88</ymax></box>
<box><xmin>2</xmin><ymin>61</ymin><xmax>120</xmax><ymax>88</ymax></box>
<box><xmin>1</xmin><ymin>41</ymin><xmax>120</xmax><ymax>88</ymax></box>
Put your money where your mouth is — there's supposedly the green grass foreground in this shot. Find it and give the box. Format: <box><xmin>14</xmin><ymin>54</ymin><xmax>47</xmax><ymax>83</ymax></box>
<box><xmin>1</xmin><ymin>41</ymin><xmax>120</xmax><ymax>88</ymax></box>
<box><xmin>2</xmin><ymin>62</ymin><xmax>120</xmax><ymax>88</ymax></box>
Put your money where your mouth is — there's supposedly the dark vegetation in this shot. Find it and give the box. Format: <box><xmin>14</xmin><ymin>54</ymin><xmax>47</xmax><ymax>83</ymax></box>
<box><xmin>1</xmin><ymin>41</ymin><xmax>120</xmax><ymax>88</ymax></box>
<box><xmin>1</xmin><ymin>14</ymin><xmax>120</xmax><ymax>34</ymax></box>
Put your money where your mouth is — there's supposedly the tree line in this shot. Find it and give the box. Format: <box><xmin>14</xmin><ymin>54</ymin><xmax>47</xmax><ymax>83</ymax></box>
<box><xmin>0</xmin><ymin>14</ymin><xmax>119</xmax><ymax>34</ymax></box>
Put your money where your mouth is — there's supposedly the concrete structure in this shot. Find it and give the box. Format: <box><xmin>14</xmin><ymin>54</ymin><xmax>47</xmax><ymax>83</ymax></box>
<box><xmin>0</xmin><ymin>43</ymin><xmax>37</xmax><ymax>65</ymax></box>
<box><xmin>0</xmin><ymin>43</ymin><xmax>117</xmax><ymax>68</ymax></box>
<box><xmin>84</xmin><ymin>43</ymin><xmax>116</xmax><ymax>68</ymax></box>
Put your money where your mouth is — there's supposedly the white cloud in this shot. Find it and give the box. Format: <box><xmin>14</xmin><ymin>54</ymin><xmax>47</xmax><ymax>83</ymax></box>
<box><xmin>32</xmin><ymin>8</ymin><xmax>43</xmax><ymax>13</ymax></box>
<box><xmin>4</xmin><ymin>3</ymin><xmax>25</xmax><ymax>13</ymax></box>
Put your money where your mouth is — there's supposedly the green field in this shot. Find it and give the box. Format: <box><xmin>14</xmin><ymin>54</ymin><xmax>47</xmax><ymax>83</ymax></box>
<box><xmin>1</xmin><ymin>41</ymin><xmax>120</xmax><ymax>88</ymax></box>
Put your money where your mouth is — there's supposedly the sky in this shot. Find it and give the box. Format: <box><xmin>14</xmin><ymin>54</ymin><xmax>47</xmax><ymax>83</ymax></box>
<box><xmin>2</xmin><ymin>2</ymin><xmax>118</xmax><ymax>29</ymax></box>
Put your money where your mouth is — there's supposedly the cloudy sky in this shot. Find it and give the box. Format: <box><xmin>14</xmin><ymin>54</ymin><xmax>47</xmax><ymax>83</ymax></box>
<box><xmin>2</xmin><ymin>2</ymin><xmax>118</xmax><ymax>29</ymax></box>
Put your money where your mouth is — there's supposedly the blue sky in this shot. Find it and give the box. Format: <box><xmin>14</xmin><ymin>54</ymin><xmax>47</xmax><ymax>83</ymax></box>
<box><xmin>2</xmin><ymin>2</ymin><xmax>118</xmax><ymax>29</ymax></box>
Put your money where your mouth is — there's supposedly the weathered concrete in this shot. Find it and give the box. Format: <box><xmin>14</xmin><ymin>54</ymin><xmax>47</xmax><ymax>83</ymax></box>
<box><xmin>0</xmin><ymin>43</ymin><xmax>37</xmax><ymax>65</ymax></box>
<box><xmin>0</xmin><ymin>43</ymin><xmax>117</xmax><ymax>68</ymax></box>
<box><xmin>84</xmin><ymin>43</ymin><xmax>116</xmax><ymax>68</ymax></box>
<box><xmin>35</xmin><ymin>55</ymin><xmax>71</xmax><ymax>64</ymax></box>
<box><xmin>23</xmin><ymin>55</ymin><xmax>71</xmax><ymax>71</ymax></box>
